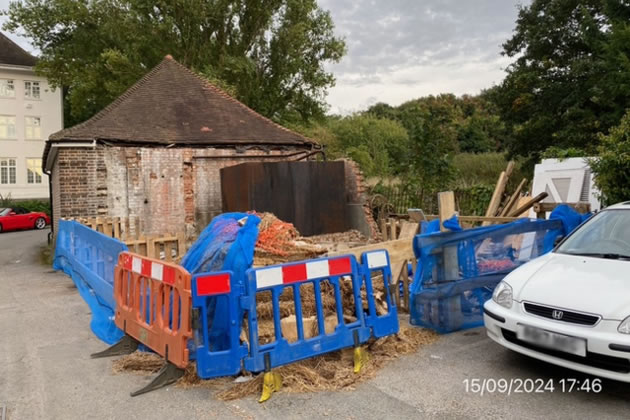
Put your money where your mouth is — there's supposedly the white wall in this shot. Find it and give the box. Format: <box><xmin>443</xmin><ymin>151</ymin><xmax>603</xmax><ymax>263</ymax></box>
<box><xmin>532</xmin><ymin>157</ymin><xmax>602</xmax><ymax>216</ymax></box>
<box><xmin>0</xmin><ymin>65</ymin><xmax>63</xmax><ymax>200</ymax></box>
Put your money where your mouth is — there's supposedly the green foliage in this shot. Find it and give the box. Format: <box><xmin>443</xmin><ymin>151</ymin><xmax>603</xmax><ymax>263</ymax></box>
<box><xmin>290</xmin><ymin>115</ymin><xmax>410</xmax><ymax>178</ymax></box>
<box><xmin>455</xmin><ymin>184</ymin><xmax>495</xmax><ymax>216</ymax></box>
<box><xmin>490</xmin><ymin>0</ymin><xmax>630</xmax><ymax>159</ymax></box>
<box><xmin>540</xmin><ymin>146</ymin><xmax>587</xmax><ymax>160</ymax></box>
<box><xmin>0</xmin><ymin>195</ymin><xmax>51</xmax><ymax>214</ymax></box>
<box><xmin>328</xmin><ymin>115</ymin><xmax>410</xmax><ymax>178</ymax></box>
<box><xmin>3</xmin><ymin>0</ymin><xmax>346</xmax><ymax>126</ymax></box>
<box><xmin>451</xmin><ymin>153</ymin><xmax>512</xmax><ymax>187</ymax></box>
<box><xmin>590</xmin><ymin>110</ymin><xmax>630</xmax><ymax>205</ymax></box>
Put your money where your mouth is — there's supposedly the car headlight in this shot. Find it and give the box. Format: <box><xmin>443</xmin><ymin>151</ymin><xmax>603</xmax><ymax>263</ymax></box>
<box><xmin>492</xmin><ymin>281</ymin><xmax>513</xmax><ymax>309</ymax></box>
<box><xmin>618</xmin><ymin>316</ymin><xmax>630</xmax><ymax>334</ymax></box>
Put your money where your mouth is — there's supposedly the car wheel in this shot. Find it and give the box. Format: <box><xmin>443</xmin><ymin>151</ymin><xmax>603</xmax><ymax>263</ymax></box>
<box><xmin>35</xmin><ymin>217</ymin><xmax>46</xmax><ymax>230</ymax></box>
<box><xmin>0</xmin><ymin>224</ymin><xmax>3</xmax><ymax>233</ymax></box>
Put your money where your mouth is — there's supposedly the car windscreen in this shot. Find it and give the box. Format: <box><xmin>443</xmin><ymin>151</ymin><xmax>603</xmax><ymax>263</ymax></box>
<box><xmin>556</xmin><ymin>209</ymin><xmax>630</xmax><ymax>259</ymax></box>
<box><xmin>0</xmin><ymin>208</ymin><xmax>9</xmax><ymax>216</ymax></box>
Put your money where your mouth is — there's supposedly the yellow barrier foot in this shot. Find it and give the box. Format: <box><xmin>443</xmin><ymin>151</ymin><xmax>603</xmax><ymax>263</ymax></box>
<box><xmin>259</xmin><ymin>371</ymin><xmax>282</xmax><ymax>403</ymax></box>
<box><xmin>353</xmin><ymin>346</ymin><xmax>369</xmax><ymax>373</ymax></box>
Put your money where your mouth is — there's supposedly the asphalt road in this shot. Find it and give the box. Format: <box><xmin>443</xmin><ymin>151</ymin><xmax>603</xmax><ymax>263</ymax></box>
<box><xmin>2</xmin><ymin>229</ymin><xmax>630</xmax><ymax>419</ymax></box>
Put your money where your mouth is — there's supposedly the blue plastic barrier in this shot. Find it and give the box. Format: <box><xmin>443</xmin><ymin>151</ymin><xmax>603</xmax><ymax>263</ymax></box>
<box><xmin>53</xmin><ymin>220</ymin><xmax>128</xmax><ymax>344</ymax></box>
<box><xmin>410</xmin><ymin>218</ymin><xmax>565</xmax><ymax>333</ymax></box>
<box><xmin>361</xmin><ymin>250</ymin><xmax>399</xmax><ymax>338</ymax></box>
<box><xmin>242</xmin><ymin>254</ymin><xmax>373</xmax><ymax>372</ymax></box>
<box><xmin>191</xmin><ymin>271</ymin><xmax>248</xmax><ymax>379</ymax></box>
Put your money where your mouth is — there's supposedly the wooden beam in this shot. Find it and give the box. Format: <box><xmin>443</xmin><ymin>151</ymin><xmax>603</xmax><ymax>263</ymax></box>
<box><xmin>507</xmin><ymin>192</ymin><xmax>548</xmax><ymax>217</ymax></box>
<box><xmin>437</xmin><ymin>191</ymin><xmax>456</xmax><ymax>233</ymax></box>
<box><xmin>483</xmin><ymin>161</ymin><xmax>515</xmax><ymax>226</ymax></box>
<box><xmin>398</xmin><ymin>220</ymin><xmax>419</xmax><ymax>239</ymax></box>
<box><xmin>327</xmin><ymin>237</ymin><xmax>415</xmax><ymax>286</ymax></box>
<box><xmin>533</xmin><ymin>201</ymin><xmax>591</xmax><ymax>214</ymax></box>
<box><xmin>500</xmin><ymin>178</ymin><xmax>528</xmax><ymax>217</ymax></box>
<box><xmin>412</xmin><ymin>215</ymin><xmax>521</xmax><ymax>223</ymax></box>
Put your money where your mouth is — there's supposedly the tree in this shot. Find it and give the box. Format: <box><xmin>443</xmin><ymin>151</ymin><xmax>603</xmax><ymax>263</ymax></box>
<box><xmin>329</xmin><ymin>115</ymin><xmax>410</xmax><ymax>178</ymax></box>
<box><xmin>590</xmin><ymin>110</ymin><xmax>630</xmax><ymax>205</ymax></box>
<box><xmin>491</xmin><ymin>0</ymin><xmax>630</xmax><ymax>159</ymax></box>
<box><xmin>3</xmin><ymin>0</ymin><xmax>345</xmax><ymax>126</ymax></box>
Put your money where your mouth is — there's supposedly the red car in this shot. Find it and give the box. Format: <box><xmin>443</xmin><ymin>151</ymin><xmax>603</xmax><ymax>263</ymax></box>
<box><xmin>0</xmin><ymin>207</ymin><xmax>50</xmax><ymax>233</ymax></box>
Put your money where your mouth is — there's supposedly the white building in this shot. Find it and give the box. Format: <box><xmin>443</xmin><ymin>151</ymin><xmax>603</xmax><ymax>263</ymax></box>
<box><xmin>0</xmin><ymin>32</ymin><xmax>63</xmax><ymax>200</ymax></box>
<box><xmin>531</xmin><ymin>157</ymin><xmax>602</xmax><ymax>214</ymax></box>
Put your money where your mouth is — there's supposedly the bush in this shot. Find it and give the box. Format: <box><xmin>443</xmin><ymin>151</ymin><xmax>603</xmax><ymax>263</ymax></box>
<box><xmin>591</xmin><ymin>111</ymin><xmax>630</xmax><ymax>205</ymax></box>
<box><xmin>0</xmin><ymin>195</ymin><xmax>51</xmax><ymax>215</ymax></box>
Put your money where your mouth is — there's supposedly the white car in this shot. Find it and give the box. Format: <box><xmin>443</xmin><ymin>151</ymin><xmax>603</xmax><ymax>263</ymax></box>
<box><xmin>484</xmin><ymin>201</ymin><xmax>630</xmax><ymax>381</ymax></box>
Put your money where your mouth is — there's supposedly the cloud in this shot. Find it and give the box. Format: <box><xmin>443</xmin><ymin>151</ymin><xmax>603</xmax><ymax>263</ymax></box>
<box><xmin>1</xmin><ymin>0</ymin><xmax>528</xmax><ymax>114</ymax></box>
<box><xmin>0</xmin><ymin>0</ymin><xmax>35</xmax><ymax>52</ymax></box>
<box><xmin>319</xmin><ymin>0</ymin><xmax>528</xmax><ymax>113</ymax></box>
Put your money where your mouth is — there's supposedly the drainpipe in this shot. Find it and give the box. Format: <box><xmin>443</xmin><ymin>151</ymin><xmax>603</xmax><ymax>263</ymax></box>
<box><xmin>44</xmin><ymin>168</ymin><xmax>53</xmax><ymax>245</ymax></box>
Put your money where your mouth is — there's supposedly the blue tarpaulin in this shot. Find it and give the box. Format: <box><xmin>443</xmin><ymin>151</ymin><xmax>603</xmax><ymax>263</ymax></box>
<box><xmin>182</xmin><ymin>213</ymin><xmax>260</xmax><ymax>352</ymax></box>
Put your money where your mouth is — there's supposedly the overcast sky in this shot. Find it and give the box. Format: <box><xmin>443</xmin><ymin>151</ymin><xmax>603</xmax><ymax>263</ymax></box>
<box><xmin>1</xmin><ymin>0</ymin><xmax>527</xmax><ymax>114</ymax></box>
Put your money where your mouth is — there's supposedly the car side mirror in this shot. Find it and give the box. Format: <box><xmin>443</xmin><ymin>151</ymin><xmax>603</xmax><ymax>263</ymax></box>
<box><xmin>554</xmin><ymin>236</ymin><xmax>565</xmax><ymax>247</ymax></box>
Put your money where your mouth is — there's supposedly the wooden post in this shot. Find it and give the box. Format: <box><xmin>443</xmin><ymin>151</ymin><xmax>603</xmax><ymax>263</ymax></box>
<box><xmin>500</xmin><ymin>178</ymin><xmax>528</xmax><ymax>217</ymax></box>
<box><xmin>388</xmin><ymin>217</ymin><xmax>396</xmax><ymax>240</ymax></box>
<box><xmin>437</xmin><ymin>191</ymin><xmax>462</xmax><ymax>331</ymax></box>
<box><xmin>402</xmin><ymin>261</ymin><xmax>410</xmax><ymax>311</ymax></box>
<box><xmin>177</xmin><ymin>232</ymin><xmax>186</xmax><ymax>257</ymax></box>
<box><xmin>483</xmin><ymin>161</ymin><xmax>514</xmax><ymax>226</ymax></box>
<box><xmin>380</xmin><ymin>218</ymin><xmax>387</xmax><ymax>242</ymax></box>
<box><xmin>438</xmin><ymin>191</ymin><xmax>457</xmax><ymax>232</ymax></box>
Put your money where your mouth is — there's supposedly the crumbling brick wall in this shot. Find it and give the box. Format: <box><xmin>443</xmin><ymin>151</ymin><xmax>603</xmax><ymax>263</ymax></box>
<box><xmin>51</xmin><ymin>145</ymin><xmax>305</xmax><ymax>238</ymax></box>
<box><xmin>342</xmin><ymin>159</ymin><xmax>381</xmax><ymax>240</ymax></box>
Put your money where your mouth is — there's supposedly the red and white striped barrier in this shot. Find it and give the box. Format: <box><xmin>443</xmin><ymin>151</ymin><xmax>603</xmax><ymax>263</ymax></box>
<box><xmin>254</xmin><ymin>256</ymin><xmax>353</xmax><ymax>290</ymax></box>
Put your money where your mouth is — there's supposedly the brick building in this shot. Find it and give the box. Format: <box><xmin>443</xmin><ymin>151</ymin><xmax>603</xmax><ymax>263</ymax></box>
<box><xmin>43</xmin><ymin>55</ymin><xmax>320</xmax><ymax>237</ymax></box>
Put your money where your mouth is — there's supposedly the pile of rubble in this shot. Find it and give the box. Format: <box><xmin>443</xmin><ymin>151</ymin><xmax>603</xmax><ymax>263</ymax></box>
<box><xmin>253</xmin><ymin>212</ymin><xmax>369</xmax><ymax>266</ymax></box>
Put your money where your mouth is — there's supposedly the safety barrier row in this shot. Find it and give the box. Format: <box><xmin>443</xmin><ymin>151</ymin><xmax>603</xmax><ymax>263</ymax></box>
<box><xmin>53</xmin><ymin>220</ymin><xmax>128</xmax><ymax>344</ymax></box>
<box><xmin>94</xmin><ymin>249</ymin><xmax>399</xmax><ymax>399</ymax></box>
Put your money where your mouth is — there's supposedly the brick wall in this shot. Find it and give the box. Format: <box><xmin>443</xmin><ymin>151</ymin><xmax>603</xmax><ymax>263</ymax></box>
<box><xmin>52</xmin><ymin>145</ymin><xmax>306</xmax><ymax>238</ymax></box>
<box><xmin>343</xmin><ymin>159</ymin><xmax>380</xmax><ymax>240</ymax></box>
<box><xmin>51</xmin><ymin>147</ymin><xmax>104</xmax><ymax>233</ymax></box>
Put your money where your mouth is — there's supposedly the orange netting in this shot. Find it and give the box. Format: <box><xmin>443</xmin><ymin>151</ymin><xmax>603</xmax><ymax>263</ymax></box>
<box><xmin>253</xmin><ymin>212</ymin><xmax>300</xmax><ymax>257</ymax></box>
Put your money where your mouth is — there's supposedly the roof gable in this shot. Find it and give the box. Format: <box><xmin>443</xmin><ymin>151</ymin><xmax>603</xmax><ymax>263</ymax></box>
<box><xmin>0</xmin><ymin>32</ymin><xmax>37</xmax><ymax>67</ymax></box>
<box><xmin>50</xmin><ymin>56</ymin><xmax>316</xmax><ymax>147</ymax></box>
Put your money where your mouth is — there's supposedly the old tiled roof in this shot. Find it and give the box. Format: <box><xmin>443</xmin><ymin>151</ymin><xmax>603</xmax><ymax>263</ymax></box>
<box><xmin>0</xmin><ymin>32</ymin><xmax>37</xmax><ymax>67</ymax></box>
<box><xmin>49</xmin><ymin>55</ymin><xmax>317</xmax><ymax>149</ymax></box>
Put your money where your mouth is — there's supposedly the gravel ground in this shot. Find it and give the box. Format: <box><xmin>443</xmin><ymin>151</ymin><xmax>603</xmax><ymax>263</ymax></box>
<box><xmin>2</xmin><ymin>229</ymin><xmax>630</xmax><ymax>419</ymax></box>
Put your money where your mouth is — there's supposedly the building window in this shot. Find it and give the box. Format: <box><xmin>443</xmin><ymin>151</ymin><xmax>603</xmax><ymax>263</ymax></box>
<box><xmin>0</xmin><ymin>116</ymin><xmax>16</xmax><ymax>139</ymax></box>
<box><xmin>0</xmin><ymin>158</ymin><xmax>17</xmax><ymax>184</ymax></box>
<box><xmin>24</xmin><ymin>81</ymin><xmax>40</xmax><ymax>99</ymax></box>
<box><xmin>25</xmin><ymin>117</ymin><xmax>42</xmax><ymax>139</ymax></box>
<box><xmin>27</xmin><ymin>158</ymin><xmax>42</xmax><ymax>184</ymax></box>
<box><xmin>0</xmin><ymin>79</ymin><xmax>15</xmax><ymax>98</ymax></box>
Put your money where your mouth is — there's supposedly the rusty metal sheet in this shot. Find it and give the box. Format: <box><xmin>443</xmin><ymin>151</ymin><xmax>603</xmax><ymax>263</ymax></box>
<box><xmin>220</xmin><ymin>161</ymin><xmax>348</xmax><ymax>236</ymax></box>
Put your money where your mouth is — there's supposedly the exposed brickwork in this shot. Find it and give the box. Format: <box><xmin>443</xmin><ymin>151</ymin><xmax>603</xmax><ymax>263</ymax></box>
<box><xmin>52</xmin><ymin>145</ymin><xmax>306</xmax><ymax>238</ymax></box>
<box><xmin>52</xmin><ymin>148</ymin><xmax>102</xmax><ymax>231</ymax></box>
<box><xmin>343</xmin><ymin>159</ymin><xmax>380</xmax><ymax>240</ymax></box>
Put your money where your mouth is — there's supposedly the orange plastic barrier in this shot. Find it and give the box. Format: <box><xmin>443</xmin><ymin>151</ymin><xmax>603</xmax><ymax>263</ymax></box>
<box><xmin>114</xmin><ymin>252</ymin><xmax>192</xmax><ymax>368</ymax></box>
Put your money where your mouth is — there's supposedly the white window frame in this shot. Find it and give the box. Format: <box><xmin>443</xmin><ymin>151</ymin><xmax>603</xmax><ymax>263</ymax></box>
<box><xmin>26</xmin><ymin>158</ymin><xmax>43</xmax><ymax>184</ymax></box>
<box><xmin>25</xmin><ymin>116</ymin><xmax>42</xmax><ymax>140</ymax></box>
<box><xmin>0</xmin><ymin>79</ymin><xmax>15</xmax><ymax>98</ymax></box>
<box><xmin>24</xmin><ymin>80</ymin><xmax>41</xmax><ymax>100</ymax></box>
<box><xmin>0</xmin><ymin>115</ymin><xmax>17</xmax><ymax>139</ymax></box>
<box><xmin>0</xmin><ymin>158</ymin><xmax>17</xmax><ymax>185</ymax></box>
